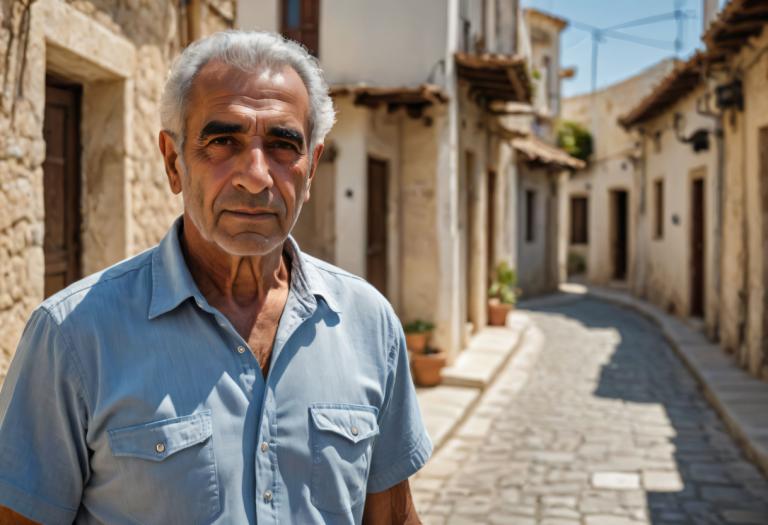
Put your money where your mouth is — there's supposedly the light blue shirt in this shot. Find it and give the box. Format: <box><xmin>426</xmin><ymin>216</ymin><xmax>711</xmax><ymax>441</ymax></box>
<box><xmin>0</xmin><ymin>219</ymin><xmax>432</xmax><ymax>524</ymax></box>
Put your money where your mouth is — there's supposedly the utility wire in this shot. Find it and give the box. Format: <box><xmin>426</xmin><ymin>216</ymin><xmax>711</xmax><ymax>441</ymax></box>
<box><xmin>565</xmin><ymin>6</ymin><xmax>695</xmax><ymax>91</ymax></box>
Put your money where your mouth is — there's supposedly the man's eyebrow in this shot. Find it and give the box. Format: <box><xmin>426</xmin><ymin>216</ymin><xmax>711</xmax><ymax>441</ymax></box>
<box><xmin>198</xmin><ymin>121</ymin><xmax>246</xmax><ymax>140</ymax></box>
<box><xmin>267</xmin><ymin>126</ymin><xmax>305</xmax><ymax>148</ymax></box>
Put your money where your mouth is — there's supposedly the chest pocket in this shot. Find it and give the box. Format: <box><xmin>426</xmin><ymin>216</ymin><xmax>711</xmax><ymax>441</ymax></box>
<box><xmin>107</xmin><ymin>410</ymin><xmax>220</xmax><ymax>525</ymax></box>
<box><xmin>309</xmin><ymin>404</ymin><xmax>380</xmax><ymax>514</ymax></box>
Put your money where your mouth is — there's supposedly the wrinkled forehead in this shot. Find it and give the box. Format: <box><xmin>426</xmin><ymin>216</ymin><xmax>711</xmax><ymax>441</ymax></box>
<box><xmin>185</xmin><ymin>60</ymin><xmax>311</xmax><ymax>130</ymax></box>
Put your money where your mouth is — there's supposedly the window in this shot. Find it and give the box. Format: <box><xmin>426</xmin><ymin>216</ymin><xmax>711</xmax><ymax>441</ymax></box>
<box><xmin>570</xmin><ymin>196</ymin><xmax>589</xmax><ymax>244</ymax></box>
<box><xmin>654</xmin><ymin>179</ymin><xmax>664</xmax><ymax>239</ymax></box>
<box><xmin>653</xmin><ymin>130</ymin><xmax>663</xmax><ymax>153</ymax></box>
<box><xmin>525</xmin><ymin>190</ymin><xmax>536</xmax><ymax>243</ymax></box>
<box><xmin>281</xmin><ymin>0</ymin><xmax>320</xmax><ymax>56</ymax></box>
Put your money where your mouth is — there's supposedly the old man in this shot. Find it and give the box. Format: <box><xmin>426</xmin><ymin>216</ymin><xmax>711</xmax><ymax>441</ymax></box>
<box><xmin>0</xmin><ymin>31</ymin><xmax>431</xmax><ymax>524</ymax></box>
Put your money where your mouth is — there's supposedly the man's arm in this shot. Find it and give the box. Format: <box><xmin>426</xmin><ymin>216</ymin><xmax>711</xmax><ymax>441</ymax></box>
<box><xmin>363</xmin><ymin>479</ymin><xmax>421</xmax><ymax>525</ymax></box>
<box><xmin>0</xmin><ymin>506</ymin><xmax>40</xmax><ymax>525</ymax></box>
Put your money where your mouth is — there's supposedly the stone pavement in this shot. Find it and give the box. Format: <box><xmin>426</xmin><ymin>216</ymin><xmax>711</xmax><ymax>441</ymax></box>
<box><xmin>411</xmin><ymin>296</ymin><xmax>768</xmax><ymax>524</ymax></box>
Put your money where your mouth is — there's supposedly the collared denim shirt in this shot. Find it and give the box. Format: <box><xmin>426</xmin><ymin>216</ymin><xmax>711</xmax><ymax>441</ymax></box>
<box><xmin>0</xmin><ymin>219</ymin><xmax>432</xmax><ymax>524</ymax></box>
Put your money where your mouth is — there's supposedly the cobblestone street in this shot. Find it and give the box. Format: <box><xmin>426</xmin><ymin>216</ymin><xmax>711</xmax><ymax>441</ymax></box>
<box><xmin>412</xmin><ymin>297</ymin><xmax>768</xmax><ymax>525</ymax></box>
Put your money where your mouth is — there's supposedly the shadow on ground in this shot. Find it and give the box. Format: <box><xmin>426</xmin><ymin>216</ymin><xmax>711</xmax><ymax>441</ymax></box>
<box><xmin>522</xmin><ymin>294</ymin><xmax>768</xmax><ymax>525</ymax></box>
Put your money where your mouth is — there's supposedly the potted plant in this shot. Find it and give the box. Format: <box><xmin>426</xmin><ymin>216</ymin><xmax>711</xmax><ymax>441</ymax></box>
<box><xmin>410</xmin><ymin>347</ymin><xmax>447</xmax><ymax>387</ymax></box>
<box><xmin>488</xmin><ymin>262</ymin><xmax>519</xmax><ymax>326</ymax></box>
<box><xmin>403</xmin><ymin>320</ymin><xmax>434</xmax><ymax>353</ymax></box>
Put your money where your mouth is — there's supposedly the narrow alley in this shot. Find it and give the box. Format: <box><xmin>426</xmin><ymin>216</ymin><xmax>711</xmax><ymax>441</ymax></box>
<box><xmin>412</xmin><ymin>297</ymin><xmax>768</xmax><ymax>525</ymax></box>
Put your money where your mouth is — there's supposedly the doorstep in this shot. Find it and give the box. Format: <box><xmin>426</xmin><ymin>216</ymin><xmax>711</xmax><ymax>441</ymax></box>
<box><xmin>440</xmin><ymin>311</ymin><xmax>531</xmax><ymax>388</ymax></box>
<box><xmin>415</xmin><ymin>311</ymin><xmax>532</xmax><ymax>451</ymax></box>
<box><xmin>564</xmin><ymin>282</ymin><xmax>768</xmax><ymax>478</ymax></box>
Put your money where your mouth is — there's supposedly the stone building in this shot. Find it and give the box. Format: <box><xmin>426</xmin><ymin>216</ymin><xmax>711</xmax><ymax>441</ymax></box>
<box><xmin>619</xmin><ymin>52</ymin><xmax>720</xmax><ymax>335</ymax></box>
<box><xmin>0</xmin><ymin>0</ymin><xmax>234</xmax><ymax>377</ymax></box>
<box><xmin>512</xmin><ymin>8</ymin><xmax>583</xmax><ymax>297</ymax></box>
<box><xmin>561</xmin><ymin>60</ymin><xmax>675</xmax><ymax>286</ymax></box>
<box><xmin>704</xmin><ymin>0</ymin><xmax>768</xmax><ymax>378</ymax></box>
<box><xmin>569</xmin><ymin>0</ymin><xmax>768</xmax><ymax>381</ymax></box>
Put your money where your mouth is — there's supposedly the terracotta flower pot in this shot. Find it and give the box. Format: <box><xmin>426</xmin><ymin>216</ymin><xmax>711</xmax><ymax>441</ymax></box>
<box><xmin>405</xmin><ymin>331</ymin><xmax>430</xmax><ymax>353</ymax></box>
<box><xmin>488</xmin><ymin>299</ymin><xmax>514</xmax><ymax>326</ymax></box>
<box><xmin>410</xmin><ymin>351</ymin><xmax>447</xmax><ymax>387</ymax></box>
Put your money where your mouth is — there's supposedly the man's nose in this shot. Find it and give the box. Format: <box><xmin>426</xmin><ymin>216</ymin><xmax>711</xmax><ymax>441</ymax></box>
<box><xmin>232</xmin><ymin>143</ymin><xmax>273</xmax><ymax>194</ymax></box>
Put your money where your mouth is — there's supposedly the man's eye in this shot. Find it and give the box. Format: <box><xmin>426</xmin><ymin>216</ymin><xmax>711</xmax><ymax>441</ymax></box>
<box><xmin>271</xmin><ymin>140</ymin><xmax>298</xmax><ymax>151</ymax></box>
<box><xmin>209</xmin><ymin>137</ymin><xmax>234</xmax><ymax>146</ymax></box>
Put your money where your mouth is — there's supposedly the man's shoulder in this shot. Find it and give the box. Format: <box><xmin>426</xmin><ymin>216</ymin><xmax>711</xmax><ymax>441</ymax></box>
<box><xmin>40</xmin><ymin>247</ymin><xmax>155</xmax><ymax>325</ymax></box>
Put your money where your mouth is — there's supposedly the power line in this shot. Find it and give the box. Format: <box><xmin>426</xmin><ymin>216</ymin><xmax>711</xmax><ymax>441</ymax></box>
<box><xmin>566</xmin><ymin>6</ymin><xmax>695</xmax><ymax>92</ymax></box>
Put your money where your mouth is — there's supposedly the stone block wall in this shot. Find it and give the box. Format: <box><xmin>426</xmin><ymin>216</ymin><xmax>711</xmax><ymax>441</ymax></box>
<box><xmin>0</xmin><ymin>0</ymin><xmax>235</xmax><ymax>379</ymax></box>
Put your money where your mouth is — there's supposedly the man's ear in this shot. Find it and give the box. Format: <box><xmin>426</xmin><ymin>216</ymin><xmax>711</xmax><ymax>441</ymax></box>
<box><xmin>304</xmin><ymin>143</ymin><xmax>325</xmax><ymax>203</ymax></box>
<box><xmin>159</xmin><ymin>131</ymin><xmax>183</xmax><ymax>194</ymax></box>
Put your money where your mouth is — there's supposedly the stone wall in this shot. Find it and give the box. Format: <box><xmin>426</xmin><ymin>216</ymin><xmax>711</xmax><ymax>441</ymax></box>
<box><xmin>0</xmin><ymin>0</ymin><xmax>234</xmax><ymax>379</ymax></box>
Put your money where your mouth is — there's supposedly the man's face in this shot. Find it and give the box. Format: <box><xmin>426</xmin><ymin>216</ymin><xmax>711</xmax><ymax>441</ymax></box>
<box><xmin>161</xmin><ymin>60</ymin><xmax>322</xmax><ymax>257</ymax></box>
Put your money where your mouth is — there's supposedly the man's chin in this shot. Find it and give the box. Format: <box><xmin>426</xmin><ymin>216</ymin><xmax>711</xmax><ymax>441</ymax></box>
<box><xmin>213</xmin><ymin>231</ymin><xmax>285</xmax><ymax>257</ymax></box>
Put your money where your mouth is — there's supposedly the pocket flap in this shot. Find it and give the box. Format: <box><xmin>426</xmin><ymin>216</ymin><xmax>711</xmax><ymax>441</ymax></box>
<box><xmin>108</xmin><ymin>410</ymin><xmax>213</xmax><ymax>462</ymax></box>
<box><xmin>310</xmin><ymin>404</ymin><xmax>380</xmax><ymax>444</ymax></box>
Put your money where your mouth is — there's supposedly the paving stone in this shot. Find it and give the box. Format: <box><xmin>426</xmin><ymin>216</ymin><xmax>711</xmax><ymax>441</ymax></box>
<box><xmin>410</xmin><ymin>298</ymin><xmax>768</xmax><ymax>521</ymax></box>
<box><xmin>720</xmin><ymin>509</ymin><xmax>768</xmax><ymax>524</ymax></box>
<box><xmin>642</xmin><ymin>470</ymin><xmax>684</xmax><ymax>492</ymax></box>
<box><xmin>591</xmin><ymin>472</ymin><xmax>641</xmax><ymax>490</ymax></box>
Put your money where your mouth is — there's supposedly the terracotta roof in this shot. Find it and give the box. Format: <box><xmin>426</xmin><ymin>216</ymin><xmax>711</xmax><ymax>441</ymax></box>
<box><xmin>704</xmin><ymin>0</ymin><xmax>768</xmax><ymax>61</ymax></box>
<box><xmin>618</xmin><ymin>52</ymin><xmax>707</xmax><ymax>129</ymax></box>
<box><xmin>524</xmin><ymin>8</ymin><xmax>569</xmax><ymax>31</ymax></box>
<box><xmin>512</xmin><ymin>134</ymin><xmax>585</xmax><ymax>170</ymax></box>
<box><xmin>329</xmin><ymin>84</ymin><xmax>448</xmax><ymax>117</ymax></box>
<box><xmin>455</xmin><ymin>52</ymin><xmax>532</xmax><ymax>104</ymax></box>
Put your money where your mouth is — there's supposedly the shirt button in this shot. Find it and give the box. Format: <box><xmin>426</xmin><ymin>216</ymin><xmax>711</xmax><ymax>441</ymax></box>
<box><xmin>263</xmin><ymin>490</ymin><xmax>273</xmax><ymax>503</ymax></box>
<box><xmin>260</xmin><ymin>442</ymin><xmax>269</xmax><ymax>453</ymax></box>
<box><xmin>237</xmin><ymin>345</ymin><xmax>246</xmax><ymax>354</ymax></box>
<box><xmin>351</xmin><ymin>426</ymin><xmax>359</xmax><ymax>436</ymax></box>
<box><xmin>155</xmin><ymin>442</ymin><xmax>166</xmax><ymax>454</ymax></box>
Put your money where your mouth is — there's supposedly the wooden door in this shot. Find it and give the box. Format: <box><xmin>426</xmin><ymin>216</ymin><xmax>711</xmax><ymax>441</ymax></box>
<box><xmin>43</xmin><ymin>82</ymin><xmax>82</xmax><ymax>298</ymax></box>
<box><xmin>366</xmin><ymin>157</ymin><xmax>388</xmax><ymax>296</ymax></box>
<box><xmin>487</xmin><ymin>170</ymin><xmax>496</xmax><ymax>287</ymax></box>
<box><xmin>281</xmin><ymin>0</ymin><xmax>320</xmax><ymax>56</ymax></box>
<box><xmin>465</xmin><ymin>151</ymin><xmax>476</xmax><ymax>322</ymax></box>
<box><xmin>612</xmin><ymin>190</ymin><xmax>628</xmax><ymax>280</ymax></box>
<box><xmin>761</xmin><ymin>127</ymin><xmax>768</xmax><ymax>361</ymax></box>
<box><xmin>691</xmin><ymin>177</ymin><xmax>706</xmax><ymax>318</ymax></box>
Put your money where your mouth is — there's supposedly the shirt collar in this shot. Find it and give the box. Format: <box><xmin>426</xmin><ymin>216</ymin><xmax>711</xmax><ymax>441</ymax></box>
<box><xmin>148</xmin><ymin>217</ymin><xmax>206</xmax><ymax>320</ymax></box>
<box><xmin>283</xmin><ymin>236</ymin><xmax>342</xmax><ymax>314</ymax></box>
<box><xmin>149</xmin><ymin>217</ymin><xmax>341</xmax><ymax>319</ymax></box>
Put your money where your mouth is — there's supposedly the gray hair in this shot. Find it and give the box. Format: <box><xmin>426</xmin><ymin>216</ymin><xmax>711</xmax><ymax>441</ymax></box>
<box><xmin>160</xmin><ymin>30</ymin><xmax>335</xmax><ymax>153</ymax></box>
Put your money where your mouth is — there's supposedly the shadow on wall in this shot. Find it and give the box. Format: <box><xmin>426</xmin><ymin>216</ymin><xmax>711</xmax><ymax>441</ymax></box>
<box><xmin>524</xmin><ymin>297</ymin><xmax>768</xmax><ymax>524</ymax></box>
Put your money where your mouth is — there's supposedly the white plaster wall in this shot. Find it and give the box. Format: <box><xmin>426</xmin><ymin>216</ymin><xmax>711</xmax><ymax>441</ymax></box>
<box><xmin>327</xmin><ymin>98</ymin><xmax>368</xmax><ymax>276</ymax></box>
<box><xmin>239</xmin><ymin>0</ymin><xmax>448</xmax><ymax>87</ymax></box>
<box><xmin>517</xmin><ymin>167</ymin><xmax>553</xmax><ymax>295</ymax></box>
<box><xmin>636</xmin><ymin>86</ymin><xmax>718</xmax><ymax>326</ymax></box>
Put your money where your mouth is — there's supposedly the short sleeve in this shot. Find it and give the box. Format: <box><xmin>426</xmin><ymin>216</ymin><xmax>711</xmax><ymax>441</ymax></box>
<box><xmin>366</xmin><ymin>325</ymin><xmax>433</xmax><ymax>493</ymax></box>
<box><xmin>0</xmin><ymin>308</ymin><xmax>89</xmax><ymax>524</ymax></box>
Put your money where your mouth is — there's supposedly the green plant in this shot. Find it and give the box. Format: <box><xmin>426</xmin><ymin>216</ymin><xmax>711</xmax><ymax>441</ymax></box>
<box><xmin>488</xmin><ymin>262</ymin><xmax>519</xmax><ymax>305</ymax></box>
<box><xmin>567</xmin><ymin>251</ymin><xmax>587</xmax><ymax>276</ymax></box>
<box><xmin>556</xmin><ymin>120</ymin><xmax>593</xmax><ymax>162</ymax></box>
<box><xmin>404</xmin><ymin>320</ymin><xmax>435</xmax><ymax>334</ymax></box>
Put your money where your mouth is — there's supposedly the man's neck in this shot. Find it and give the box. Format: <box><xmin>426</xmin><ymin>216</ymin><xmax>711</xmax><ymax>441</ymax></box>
<box><xmin>180</xmin><ymin>215</ymin><xmax>290</xmax><ymax>309</ymax></box>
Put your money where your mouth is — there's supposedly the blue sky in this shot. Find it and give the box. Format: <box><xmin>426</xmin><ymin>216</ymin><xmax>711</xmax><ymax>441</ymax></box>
<box><xmin>521</xmin><ymin>0</ymin><xmax>727</xmax><ymax>97</ymax></box>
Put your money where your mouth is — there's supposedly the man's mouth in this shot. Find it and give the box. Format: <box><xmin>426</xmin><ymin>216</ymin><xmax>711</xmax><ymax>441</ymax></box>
<box><xmin>224</xmin><ymin>209</ymin><xmax>277</xmax><ymax>219</ymax></box>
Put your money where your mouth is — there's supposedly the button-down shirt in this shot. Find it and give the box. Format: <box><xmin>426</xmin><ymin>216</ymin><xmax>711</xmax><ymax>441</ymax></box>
<box><xmin>0</xmin><ymin>219</ymin><xmax>432</xmax><ymax>524</ymax></box>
